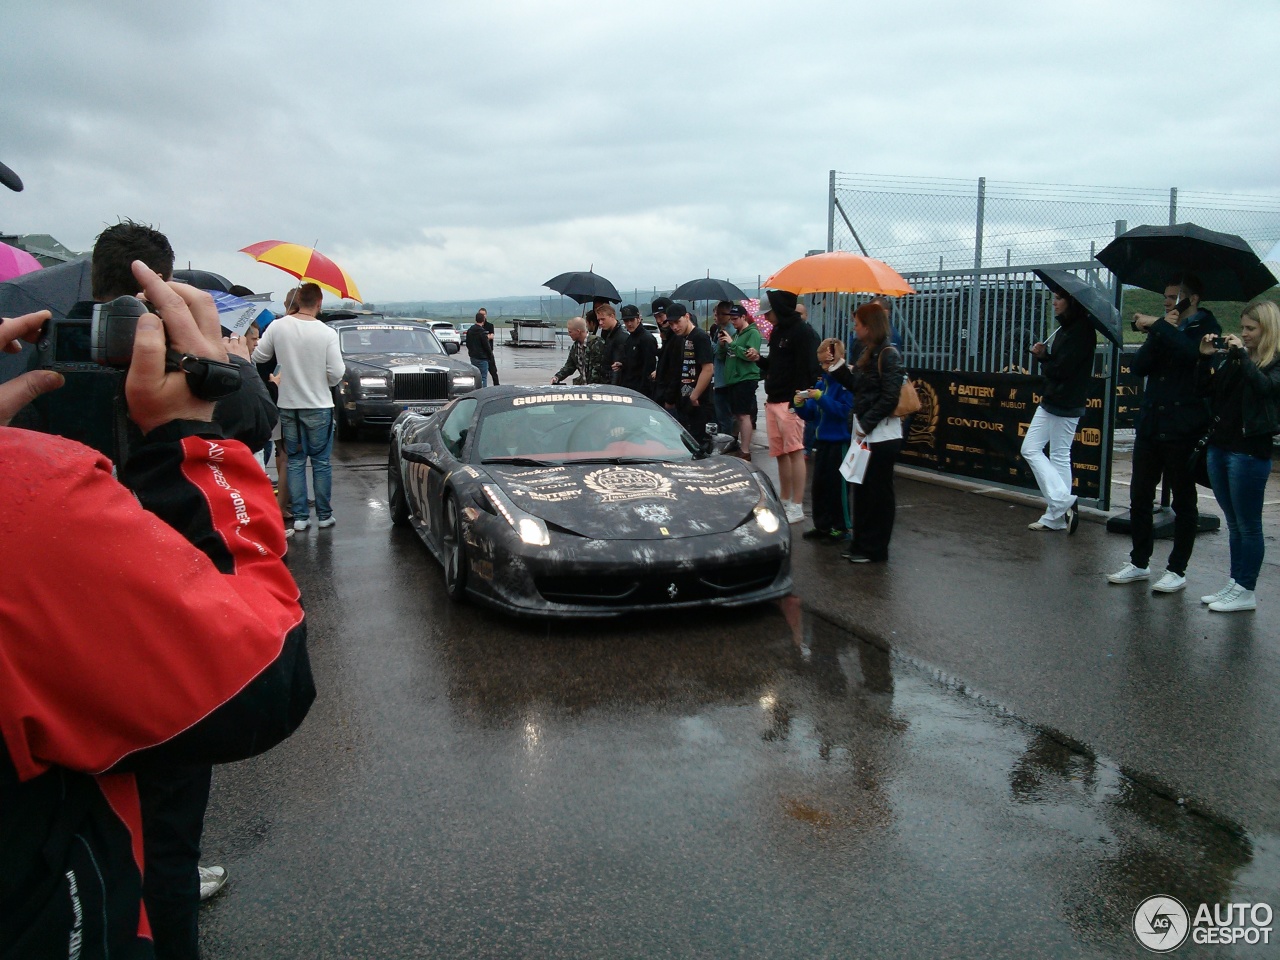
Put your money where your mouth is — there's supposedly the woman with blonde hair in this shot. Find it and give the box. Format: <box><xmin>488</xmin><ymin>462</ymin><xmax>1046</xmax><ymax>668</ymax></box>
<box><xmin>1194</xmin><ymin>300</ymin><xmax>1280</xmax><ymax>611</ymax></box>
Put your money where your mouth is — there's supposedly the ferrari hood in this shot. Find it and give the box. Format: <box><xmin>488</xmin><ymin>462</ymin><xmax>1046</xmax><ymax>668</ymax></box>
<box><xmin>487</xmin><ymin>459</ymin><xmax>766</xmax><ymax>539</ymax></box>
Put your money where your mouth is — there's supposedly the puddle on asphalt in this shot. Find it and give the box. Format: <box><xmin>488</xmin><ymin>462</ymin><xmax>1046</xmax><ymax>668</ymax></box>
<box><xmin>423</xmin><ymin>594</ymin><xmax>1275</xmax><ymax>955</ymax></box>
<box><xmin>768</xmin><ymin>594</ymin><xmax>1277</xmax><ymax>953</ymax></box>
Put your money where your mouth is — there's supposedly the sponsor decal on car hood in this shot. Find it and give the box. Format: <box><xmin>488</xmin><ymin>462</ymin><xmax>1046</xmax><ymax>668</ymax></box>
<box><xmin>489</xmin><ymin>459</ymin><xmax>762</xmax><ymax>539</ymax></box>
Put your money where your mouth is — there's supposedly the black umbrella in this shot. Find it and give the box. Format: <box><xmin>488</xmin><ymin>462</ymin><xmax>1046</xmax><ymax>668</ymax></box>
<box><xmin>1096</xmin><ymin>223</ymin><xmax>1275</xmax><ymax>301</ymax></box>
<box><xmin>0</xmin><ymin>160</ymin><xmax>22</xmax><ymax>192</ymax></box>
<box><xmin>173</xmin><ymin>268</ymin><xmax>233</xmax><ymax>292</ymax></box>
<box><xmin>669</xmin><ymin>277</ymin><xmax>748</xmax><ymax>302</ymax></box>
<box><xmin>1033</xmin><ymin>268</ymin><xmax>1123</xmax><ymax>348</ymax></box>
<box><xmin>0</xmin><ymin>257</ymin><xmax>93</xmax><ymax>321</ymax></box>
<box><xmin>543</xmin><ymin>270</ymin><xmax>621</xmax><ymax>304</ymax></box>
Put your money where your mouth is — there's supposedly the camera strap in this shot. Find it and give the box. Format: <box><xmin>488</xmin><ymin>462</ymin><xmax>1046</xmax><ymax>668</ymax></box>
<box><xmin>164</xmin><ymin>350</ymin><xmax>242</xmax><ymax>401</ymax></box>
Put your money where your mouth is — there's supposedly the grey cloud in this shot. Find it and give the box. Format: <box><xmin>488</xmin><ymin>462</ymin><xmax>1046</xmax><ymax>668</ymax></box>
<box><xmin>3</xmin><ymin>0</ymin><xmax>1278</xmax><ymax>299</ymax></box>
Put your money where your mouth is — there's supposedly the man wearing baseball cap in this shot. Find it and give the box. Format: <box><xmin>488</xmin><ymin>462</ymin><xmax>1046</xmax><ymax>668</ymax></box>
<box><xmin>617</xmin><ymin>304</ymin><xmax>657</xmax><ymax>396</ymax></box>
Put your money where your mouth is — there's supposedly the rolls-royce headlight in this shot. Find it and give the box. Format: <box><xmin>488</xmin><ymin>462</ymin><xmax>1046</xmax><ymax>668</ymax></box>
<box><xmin>482</xmin><ymin>483</ymin><xmax>550</xmax><ymax>546</ymax></box>
<box><xmin>359</xmin><ymin>376</ymin><xmax>387</xmax><ymax>388</ymax></box>
<box><xmin>453</xmin><ymin>375</ymin><xmax>477</xmax><ymax>389</ymax></box>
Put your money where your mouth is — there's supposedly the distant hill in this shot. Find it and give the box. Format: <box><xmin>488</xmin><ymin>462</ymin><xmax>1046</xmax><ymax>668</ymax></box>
<box><xmin>378</xmin><ymin>295</ymin><xmax>578</xmax><ymax>320</ymax></box>
<box><xmin>378</xmin><ymin>289</ymin><xmax>678</xmax><ymax>320</ymax></box>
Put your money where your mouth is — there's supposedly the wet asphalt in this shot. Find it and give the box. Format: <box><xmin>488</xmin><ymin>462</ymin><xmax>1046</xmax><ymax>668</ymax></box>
<box><xmin>197</xmin><ymin>344</ymin><xmax>1277</xmax><ymax>958</ymax></box>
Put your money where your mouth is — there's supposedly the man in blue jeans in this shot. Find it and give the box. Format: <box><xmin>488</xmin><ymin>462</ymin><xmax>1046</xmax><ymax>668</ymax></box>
<box><xmin>465</xmin><ymin>312</ymin><xmax>494</xmax><ymax>387</ymax></box>
<box><xmin>252</xmin><ymin>282</ymin><xmax>345</xmax><ymax>532</ymax></box>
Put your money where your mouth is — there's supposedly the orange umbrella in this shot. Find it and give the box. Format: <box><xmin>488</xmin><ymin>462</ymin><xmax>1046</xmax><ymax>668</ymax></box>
<box><xmin>764</xmin><ymin>251</ymin><xmax>915</xmax><ymax>297</ymax></box>
<box><xmin>239</xmin><ymin>240</ymin><xmax>362</xmax><ymax>301</ymax></box>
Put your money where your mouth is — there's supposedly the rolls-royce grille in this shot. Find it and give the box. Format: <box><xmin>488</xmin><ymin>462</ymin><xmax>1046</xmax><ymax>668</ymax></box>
<box><xmin>393</xmin><ymin>371</ymin><xmax>449</xmax><ymax>401</ymax></box>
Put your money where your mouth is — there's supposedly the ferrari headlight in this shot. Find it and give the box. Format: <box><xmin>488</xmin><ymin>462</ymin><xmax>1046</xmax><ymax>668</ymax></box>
<box><xmin>517</xmin><ymin>517</ymin><xmax>550</xmax><ymax>546</ymax></box>
<box><xmin>754</xmin><ymin>506</ymin><xmax>780</xmax><ymax>534</ymax></box>
<box><xmin>482</xmin><ymin>483</ymin><xmax>550</xmax><ymax>546</ymax></box>
<box><xmin>752</xmin><ymin>473</ymin><xmax>782</xmax><ymax>533</ymax></box>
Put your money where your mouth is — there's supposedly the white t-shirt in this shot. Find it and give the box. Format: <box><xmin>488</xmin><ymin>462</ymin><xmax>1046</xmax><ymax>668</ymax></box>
<box><xmin>252</xmin><ymin>314</ymin><xmax>345</xmax><ymax>410</ymax></box>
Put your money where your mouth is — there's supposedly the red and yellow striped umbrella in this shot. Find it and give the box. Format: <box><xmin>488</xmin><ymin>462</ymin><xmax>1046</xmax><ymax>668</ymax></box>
<box><xmin>239</xmin><ymin>240</ymin><xmax>362</xmax><ymax>301</ymax></box>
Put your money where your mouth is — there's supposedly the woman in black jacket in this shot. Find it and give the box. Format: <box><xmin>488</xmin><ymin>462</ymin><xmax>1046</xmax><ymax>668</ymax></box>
<box><xmin>1021</xmin><ymin>291</ymin><xmax>1097</xmax><ymax>533</ymax></box>
<box><xmin>827</xmin><ymin>301</ymin><xmax>904</xmax><ymax>563</ymax></box>
<box><xmin>1193</xmin><ymin>300</ymin><xmax>1280</xmax><ymax>612</ymax></box>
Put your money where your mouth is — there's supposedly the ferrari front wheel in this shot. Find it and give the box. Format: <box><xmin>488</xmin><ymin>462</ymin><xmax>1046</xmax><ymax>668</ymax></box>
<box><xmin>442</xmin><ymin>493</ymin><xmax>468</xmax><ymax>601</ymax></box>
<box><xmin>387</xmin><ymin>448</ymin><xmax>410</xmax><ymax>527</ymax></box>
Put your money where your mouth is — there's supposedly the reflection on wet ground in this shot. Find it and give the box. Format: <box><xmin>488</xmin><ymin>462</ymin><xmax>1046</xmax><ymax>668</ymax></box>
<box><xmin>199</xmin><ymin>444</ymin><xmax>1276</xmax><ymax>959</ymax></box>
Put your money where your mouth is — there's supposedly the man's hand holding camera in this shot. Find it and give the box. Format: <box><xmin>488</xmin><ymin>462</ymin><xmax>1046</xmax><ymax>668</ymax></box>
<box><xmin>0</xmin><ymin>310</ymin><xmax>62</xmax><ymax>425</ymax></box>
<box><xmin>127</xmin><ymin>260</ymin><xmax>227</xmax><ymax>433</ymax></box>
<box><xmin>1</xmin><ymin>261</ymin><xmax>229</xmax><ymax>433</ymax></box>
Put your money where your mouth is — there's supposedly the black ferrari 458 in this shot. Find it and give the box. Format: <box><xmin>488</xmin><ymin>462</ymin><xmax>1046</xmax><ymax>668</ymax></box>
<box><xmin>388</xmin><ymin>385</ymin><xmax>793</xmax><ymax>617</ymax></box>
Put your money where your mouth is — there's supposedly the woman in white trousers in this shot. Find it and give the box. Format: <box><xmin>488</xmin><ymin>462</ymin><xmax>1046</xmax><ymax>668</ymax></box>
<box><xmin>1022</xmin><ymin>291</ymin><xmax>1098</xmax><ymax>532</ymax></box>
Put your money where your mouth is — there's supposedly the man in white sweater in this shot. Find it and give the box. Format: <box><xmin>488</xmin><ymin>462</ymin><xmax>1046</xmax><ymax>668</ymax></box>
<box><xmin>252</xmin><ymin>283</ymin><xmax>345</xmax><ymax>532</ymax></box>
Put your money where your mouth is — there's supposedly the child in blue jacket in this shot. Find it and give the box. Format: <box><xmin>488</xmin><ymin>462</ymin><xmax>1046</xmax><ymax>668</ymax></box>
<box><xmin>794</xmin><ymin>338</ymin><xmax>855</xmax><ymax>541</ymax></box>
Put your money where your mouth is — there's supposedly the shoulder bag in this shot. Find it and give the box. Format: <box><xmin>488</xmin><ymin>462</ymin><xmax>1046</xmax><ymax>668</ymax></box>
<box><xmin>878</xmin><ymin>348</ymin><xmax>920</xmax><ymax>418</ymax></box>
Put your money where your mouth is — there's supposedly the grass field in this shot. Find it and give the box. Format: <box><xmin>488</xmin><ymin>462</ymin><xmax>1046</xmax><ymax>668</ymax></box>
<box><xmin>1120</xmin><ymin>286</ymin><xmax>1279</xmax><ymax>342</ymax></box>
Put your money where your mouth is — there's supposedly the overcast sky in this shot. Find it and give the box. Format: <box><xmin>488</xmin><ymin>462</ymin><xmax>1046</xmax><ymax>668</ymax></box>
<box><xmin>4</xmin><ymin>0</ymin><xmax>1278</xmax><ymax>301</ymax></box>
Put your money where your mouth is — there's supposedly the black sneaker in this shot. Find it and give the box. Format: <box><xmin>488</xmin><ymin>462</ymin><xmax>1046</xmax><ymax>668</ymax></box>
<box><xmin>1066</xmin><ymin>503</ymin><xmax>1080</xmax><ymax>535</ymax></box>
<box><xmin>801</xmin><ymin>527</ymin><xmax>829</xmax><ymax>540</ymax></box>
<box><xmin>845</xmin><ymin>552</ymin><xmax>874</xmax><ymax>563</ymax></box>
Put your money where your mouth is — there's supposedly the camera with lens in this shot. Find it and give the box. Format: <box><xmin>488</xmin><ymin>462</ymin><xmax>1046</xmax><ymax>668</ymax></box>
<box><xmin>21</xmin><ymin>296</ymin><xmax>243</xmax><ymax>461</ymax></box>
<box><xmin>1211</xmin><ymin>336</ymin><xmax>1229</xmax><ymax>350</ymax></box>
<box><xmin>33</xmin><ymin>295</ymin><xmax>149</xmax><ymax>372</ymax></box>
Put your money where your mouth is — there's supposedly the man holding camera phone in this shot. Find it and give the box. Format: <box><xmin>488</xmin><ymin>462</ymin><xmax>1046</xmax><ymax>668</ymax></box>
<box><xmin>1108</xmin><ymin>276</ymin><xmax>1221</xmax><ymax>592</ymax></box>
<box><xmin>0</xmin><ymin>262</ymin><xmax>315</xmax><ymax>959</ymax></box>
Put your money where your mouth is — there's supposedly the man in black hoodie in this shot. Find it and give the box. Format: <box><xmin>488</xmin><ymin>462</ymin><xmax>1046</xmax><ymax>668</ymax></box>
<box><xmin>465</xmin><ymin>312</ymin><xmax>496</xmax><ymax>387</ymax></box>
<box><xmin>747</xmin><ymin>290</ymin><xmax>820</xmax><ymax>523</ymax></box>
<box><xmin>617</xmin><ymin>304</ymin><xmax>657</xmax><ymax>396</ymax></box>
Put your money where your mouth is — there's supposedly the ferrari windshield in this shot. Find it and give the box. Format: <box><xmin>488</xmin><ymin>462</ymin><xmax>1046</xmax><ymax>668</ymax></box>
<box><xmin>340</xmin><ymin>325</ymin><xmax>443</xmax><ymax>355</ymax></box>
<box><xmin>475</xmin><ymin>394</ymin><xmax>697</xmax><ymax>463</ymax></box>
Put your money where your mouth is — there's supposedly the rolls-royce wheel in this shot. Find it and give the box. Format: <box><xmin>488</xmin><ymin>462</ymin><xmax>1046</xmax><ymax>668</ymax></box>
<box><xmin>335</xmin><ymin>404</ymin><xmax>356</xmax><ymax>441</ymax></box>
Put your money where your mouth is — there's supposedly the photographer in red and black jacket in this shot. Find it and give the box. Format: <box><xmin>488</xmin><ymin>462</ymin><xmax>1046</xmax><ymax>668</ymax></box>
<box><xmin>0</xmin><ymin>262</ymin><xmax>315</xmax><ymax>959</ymax></box>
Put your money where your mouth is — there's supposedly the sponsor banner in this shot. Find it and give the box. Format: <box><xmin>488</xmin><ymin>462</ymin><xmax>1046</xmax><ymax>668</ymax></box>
<box><xmin>899</xmin><ymin>370</ymin><xmax>1105</xmax><ymax>500</ymax></box>
<box><xmin>1115</xmin><ymin>348</ymin><xmax>1143</xmax><ymax>430</ymax></box>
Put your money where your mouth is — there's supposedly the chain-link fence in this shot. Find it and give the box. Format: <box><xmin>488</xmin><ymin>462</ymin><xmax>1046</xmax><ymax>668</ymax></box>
<box><xmin>828</xmin><ymin>172</ymin><xmax>1280</xmax><ymax>272</ymax></box>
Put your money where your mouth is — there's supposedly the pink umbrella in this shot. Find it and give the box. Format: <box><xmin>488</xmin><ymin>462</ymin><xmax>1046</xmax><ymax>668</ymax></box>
<box><xmin>0</xmin><ymin>241</ymin><xmax>42</xmax><ymax>283</ymax></box>
<box><xmin>743</xmin><ymin>298</ymin><xmax>773</xmax><ymax>341</ymax></box>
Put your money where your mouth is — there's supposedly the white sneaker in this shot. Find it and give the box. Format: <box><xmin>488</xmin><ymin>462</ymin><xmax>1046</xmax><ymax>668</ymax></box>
<box><xmin>1107</xmin><ymin>563</ymin><xmax>1150</xmax><ymax>584</ymax></box>
<box><xmin>317</xmin><ymin>516</ymin><xmax>336</xmax><ymax>529</ymax></box>
<box><xmin>1209</xmin><ymin>584</ymin><xmax>1256</xmax><ymax>612</ymax></box>
<box><xmin>1152</xmin><ymin>570</ymin><xmax>1187</xmax><ymax>593</ymax></box>
<box><xmin>785</xmin><ymin>502</ymin><xmax>805</xmax><ymax>524</ymax></box>
<box><xmin>1201</xmin><ymin>580</ymin><xmax>1236</xmax><ymax>604</ymax></box>
<box><xmin>293</xmin><ymin>519</ymin><xmax>309</xmax><ymax>532</ymax></box>
<box><xmin>199</xmin><ymin>865</ymin><xmax>228</xmax><ymax>901</ymax></box>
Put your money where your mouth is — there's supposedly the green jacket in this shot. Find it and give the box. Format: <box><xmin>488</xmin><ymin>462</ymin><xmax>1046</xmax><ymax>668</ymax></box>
<box><xmin>554</xmin><ymin>334</ymin><xmax>606</xmax><ymax>385</ymax></box>
<box><xmin>717</xmin><ymin>323</ymin><xmax>762</xmax><ymax>386</ymax></box>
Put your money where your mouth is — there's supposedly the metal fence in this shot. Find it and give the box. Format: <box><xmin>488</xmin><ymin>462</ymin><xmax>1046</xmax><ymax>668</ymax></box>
<box><xmin>827</xmin><ymin>173</ymin><xmax>1280</xmax><ymax>273</ymax></box>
